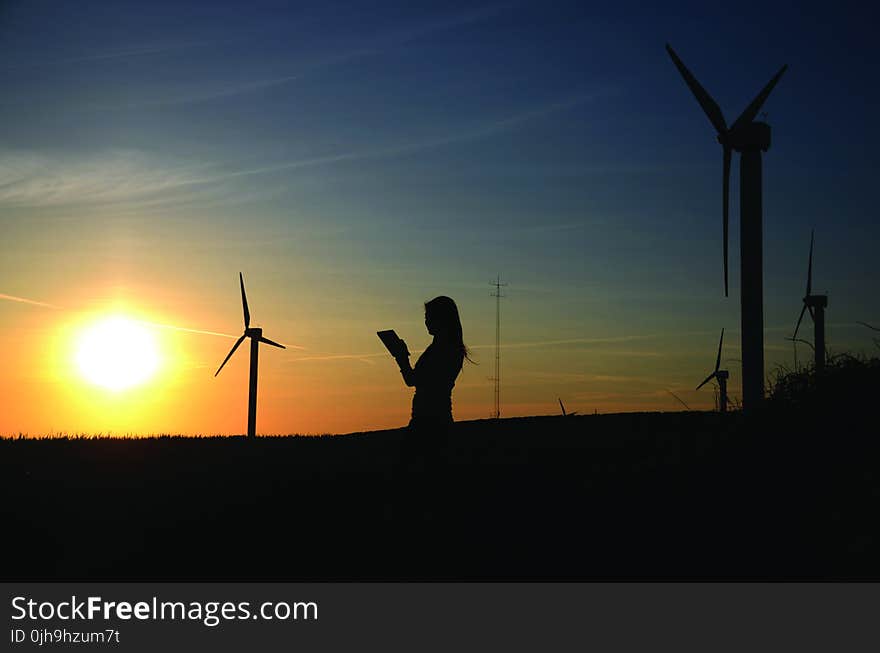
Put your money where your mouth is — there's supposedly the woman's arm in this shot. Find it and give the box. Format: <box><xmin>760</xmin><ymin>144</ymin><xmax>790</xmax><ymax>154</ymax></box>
<box><xmin>397</xmin><ymin>355</ymin><xmax>417</xmax><ymax>387</ymax></box>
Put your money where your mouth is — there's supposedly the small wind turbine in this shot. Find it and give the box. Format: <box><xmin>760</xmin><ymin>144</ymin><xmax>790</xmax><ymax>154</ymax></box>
<box><xmin>667</xmin><ymin>44</ymin><xmax>787</xmax><ymax>411</ymax></box>
<box><xmin>215</xmin><ymin>273</ymin><xmax>285</xmax><ymax>438</ymax></box>
<box><xmin>792</xmin><ymin>229</ymin><xmax>828</xmax><ymax>373</ymax></box>
<box><xmin>558</xmin><ymin>398</ymin><xmax>577</xmax><ymax>417</ymax></box>
<box><xmin>696</xmin><ymin>329</ymin><xmax>729</xmax><ymax>412</ymax></box>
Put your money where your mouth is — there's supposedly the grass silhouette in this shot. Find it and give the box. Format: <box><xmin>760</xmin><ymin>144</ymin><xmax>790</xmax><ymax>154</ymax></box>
<box><xmin>1</xmin><ymin>354</ymin><xmax>877</xmax><ymax>580</ymax></box>
<box><xmin>767</xmin><ymin>351</ymin><xmax>879</xmax><ymax>410</ymax></box>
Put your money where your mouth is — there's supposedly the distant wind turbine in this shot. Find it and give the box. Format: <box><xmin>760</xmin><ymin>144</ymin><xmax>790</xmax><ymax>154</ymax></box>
<box><xmin>215</xmin><ymin>273</ymin><xmax>285</xmax><ymax>438</ymax></box>
<box><xmin>667</xmin><ymin>390</ymin><xmax>691</xmax><ymax>411</ymax></box>
<box><xmin>558</xmin><ymin>398</ymin><xmax>577</xmax><ymax>417</ymax></box>
<box><xmin>696</xmin><ymin>328</ymin><xmax>729</xmax><ymax>412</ymax></box>
<box><xmin>666</xmin><ymin>43</ymin><xmax>787</xmax><ymax>411</ymax></box>
<box><xmin>792</xmin><ymin>229</ymin><xmax>828</xmax><ymax>373</ymax></box>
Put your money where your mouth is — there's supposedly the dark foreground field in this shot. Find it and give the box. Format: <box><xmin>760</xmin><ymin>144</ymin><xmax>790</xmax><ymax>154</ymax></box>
<box><xmin>2</xmin><ymin>395</ymin><xmax>878</xmax><ymax>580</ymax></box>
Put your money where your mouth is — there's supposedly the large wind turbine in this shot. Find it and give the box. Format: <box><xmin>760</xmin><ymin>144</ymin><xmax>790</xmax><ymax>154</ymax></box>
<box><xmin>666</xmin><ymin>44</ymin><xmax>787</xmax><ymax>411</ymax></box>
<box><xmin>696</xmin><ymin>328</ymin><xmax>729</xmax><ymax>413</ymax></box>
<box><xmin>215</xmin><ymin>273</ymin><xmax>285</xmax><ymax>438</ymax></box>
<box><xmin>792</xmin><ymin>229</ymin><xmax>828</xmax><ymax>373</ymax></box>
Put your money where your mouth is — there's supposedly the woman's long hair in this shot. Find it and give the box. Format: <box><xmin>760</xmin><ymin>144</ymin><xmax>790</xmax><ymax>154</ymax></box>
<box><xmin>425</xmin><ymin>296</ymin><xmax>475</xmax><ymax>365</ymax></box>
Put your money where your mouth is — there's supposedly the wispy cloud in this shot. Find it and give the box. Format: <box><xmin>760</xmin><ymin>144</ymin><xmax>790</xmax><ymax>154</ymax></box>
<box><xmin>0</xmin><ymin>81</ymin><xmax>595</xmax><ymax>209</ymax></box>
<box><xmin>221</xmin><ymin>94</ymin><xmax>600</xmax><ymax>180</ymax></box>
<box><xmin>87</xmin><ymin>74</ymin><xmax>308</xmax><ymax>110</ymax></box>
<box><xmin>0</xmin><ymin>150</ymin><xmax>214</xmax><ymax>208</ymax></box>
<box><xmin>27</xmin><ymin>96</ymin><xmax>594</xmax><ymax>199</ymax></box>
<box><xmin>374</xmin><ymin>3</ymin><xmax>517</xmax><ymax>46</ymax></box>
<box><xmin>77</xmin><ymin>5</ymin><xmax>516</xmax><ymax>110</ymax></box>
<box><xmin>85</xmin><ymin>46</ymin><xmax>370</xmax><ymax>110</ymax></box>
<box><xmin>3</xmin><ymin>40</ymin><xmax>221</xmax><ymax>70</ymax></box>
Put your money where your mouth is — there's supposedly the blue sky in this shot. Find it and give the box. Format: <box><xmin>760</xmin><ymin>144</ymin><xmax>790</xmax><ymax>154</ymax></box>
<box><xmin>1</xmin><ymin>0</ymin><xmax>878</xmax><ymax>432</ymax></box>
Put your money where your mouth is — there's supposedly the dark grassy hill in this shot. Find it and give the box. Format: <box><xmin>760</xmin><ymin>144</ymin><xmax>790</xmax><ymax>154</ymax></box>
<box><xmin>2</xmin><ymin>383</ymin><xmax>877</xmax><ymax>581</ymax></box>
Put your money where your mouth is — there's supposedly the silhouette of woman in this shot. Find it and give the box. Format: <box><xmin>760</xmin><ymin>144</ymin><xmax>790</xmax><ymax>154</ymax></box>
<box><xmin>390</xmin><ymin>297</ymin><xmax>472</xmax><ymax>531</ymax></box>
<box><xmin>395</xmin><ymin>296</ymin><xmax>471</xmax><ymax>461</ymax></box>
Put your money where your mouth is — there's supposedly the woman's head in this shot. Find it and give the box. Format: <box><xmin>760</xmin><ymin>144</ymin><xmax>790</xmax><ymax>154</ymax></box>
<box><xmin>424</xmin><ymin>296</ymin><xmax>472</xmax><ymax>363</ymax></box>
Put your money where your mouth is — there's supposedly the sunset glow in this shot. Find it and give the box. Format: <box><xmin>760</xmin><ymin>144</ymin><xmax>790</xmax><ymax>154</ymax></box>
<box><xmin>0</xmin><ymin>1</ymin><xmax>878</xmax><ymax>436</ymax></box>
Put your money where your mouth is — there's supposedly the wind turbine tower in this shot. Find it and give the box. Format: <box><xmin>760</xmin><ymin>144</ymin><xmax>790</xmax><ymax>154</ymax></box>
<box><xmin>215</xmin><ymin>273</ymin><xmax>285</xmax><ymax>438</ymax></box>
<box><xmin>490</xmin><ymin>275</ymin><xmax>507</xmax><ymax>419</ymax></box>
<box><xmin>793</xmin><ymin>229</ymin><xmax>828</xmax><ymax>373</ymax></box>
<box><xmin>697</xmin><ymin>329</ymin><xmax>729</xmax><ymax>412</ymax></box>
<box><xmin>667</xmin><ymin>44</ymin><xmax>787</xmax><ymax>411</ymax></box>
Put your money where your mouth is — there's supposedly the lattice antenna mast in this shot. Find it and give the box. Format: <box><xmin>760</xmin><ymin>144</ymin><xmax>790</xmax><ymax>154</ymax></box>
<box><xmin>490</xmin><ymin>275</ymin><xmax>508</xmax><ymax>419</ymax></box>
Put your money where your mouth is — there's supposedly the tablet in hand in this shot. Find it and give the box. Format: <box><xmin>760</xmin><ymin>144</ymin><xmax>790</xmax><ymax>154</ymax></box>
<box><xmin>377</xmin><ymin>330</ymin><xmax>408</xmax><ymax>358</ymax></box>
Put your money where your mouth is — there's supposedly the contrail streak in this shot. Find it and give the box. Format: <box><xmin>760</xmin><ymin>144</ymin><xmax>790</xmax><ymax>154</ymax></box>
<box><xmin>132</xmin><ymin>319</ymin><xmax>240</xmax><ymax>340</ymax></box>
<box><xmin>134</xmin><ymin>319</ymin><xmax>306</xmax><ymax>349</ymax></box>
<box><xmin>469</xmin><ymin>335</ymin><xmax>657</xmax><ymax>350</ymax></box>
<box><xmin>0</xmin><ymin>293</ymin><xmax>61</xmax><ymax>309</ymax></box>
<box><xmin>289</xmin><ymin>352</ymin><xmax>384</xmax><ymax>364</ymax></box>
<box><xmin>1</xmin><ymin>292</ymin><xmax>305</xmax><ymax>347</ymax></box>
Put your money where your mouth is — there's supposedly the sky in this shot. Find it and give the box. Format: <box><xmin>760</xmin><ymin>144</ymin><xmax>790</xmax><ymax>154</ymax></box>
<box><xmin>1</xmin><ymin>0</ymin><xmax>878</xmax><ymax>435</ymax></box>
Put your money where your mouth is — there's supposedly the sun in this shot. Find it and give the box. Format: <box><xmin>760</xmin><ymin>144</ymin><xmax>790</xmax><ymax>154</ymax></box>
<box><xmin>75</xmin><ymin>316</ymin><xmax>161</xmax><ymax>391</ymax></box>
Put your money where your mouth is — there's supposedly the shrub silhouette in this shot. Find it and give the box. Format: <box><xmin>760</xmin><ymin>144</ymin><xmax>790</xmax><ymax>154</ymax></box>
<box><xmin>767</xmin><ymin>352</ymin><xmax>879</xmax><ymax>412</ymax></box>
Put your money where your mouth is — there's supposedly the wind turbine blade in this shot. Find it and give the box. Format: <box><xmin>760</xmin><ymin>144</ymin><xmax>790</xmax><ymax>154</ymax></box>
<box><xmin>215</xmin><ymin>334</ymin><xmax>246</xmax><ymax>376</ymax></box>
<box><xmin>667</xmin><ymin>390</ymin><xmax>691</xmax><ymax>410</ymax></box>
<box><xmin>665</xmin><ymin>44</ymin><xmax>728</xmax><ymax>134</ymax></box>
<box><xmin>239</xmin><ymin>272</ymin><xmax>250</xmax><ymax>329</ymax></box>
<box><xmin>793</xmin><ymin>304</ymin><xmax>808</xmax><ymax>340</ymax></box>
<box><xmin>715</xmin><ymin>328</ymin><xmax>724</xmax><ymax>372</ymax></box>
<box><xmin>730</xmin><ymin>63</ymin><xmax>788</xmax><ymax>132</ymax></box>
<box><xmin>696</xmin><ymin>371</ymin><xmax>716</xmax><ymax>391</ymax></box>
<box><xmin>723</xmin><ymin>145</ymin><xmax>731</xmax><ymax>296</ymax></box>
<box><xmin>558</xmin><ymin>398</ymin><xmax>566</xmax><ymax>416</ymax></box>
<box><xmin>258</xmin><ymin>335</ymin><xmax>286</xmax><ymax>349</ymax></box>
<box><xmin>806</xmin><ymin>229</ymin><xmax>814</xmax><ymax>297</ymax></box>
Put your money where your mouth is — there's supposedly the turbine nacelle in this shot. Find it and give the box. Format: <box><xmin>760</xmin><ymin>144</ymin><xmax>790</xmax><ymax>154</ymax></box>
<box><xmin>696</xmin><ymin>368</ymin><xmax>729</xmax><ymax>390</ymax></box>
<box><xmin>720</xmin><ymin>122</ymin><xmax>772</xmax><ymax>152</ymax></box>
<box><xmin>790</xmin><ymin>229</ymin><xmax>829</xmax><ymax>372</ymax></box>
<box><xmin>696</xmin><ymin>328</ymin><xmax>727</xmax><ymax>391</ymax></box>
<box><xmin>246</xmin><ymin>327</ymin><xmax>263</xmax><ymax>339</ymax></box>
<box><xmin>793</xmin><ymin>230</ymin><xmax>829</xmax><ymax>340</ymax></box>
